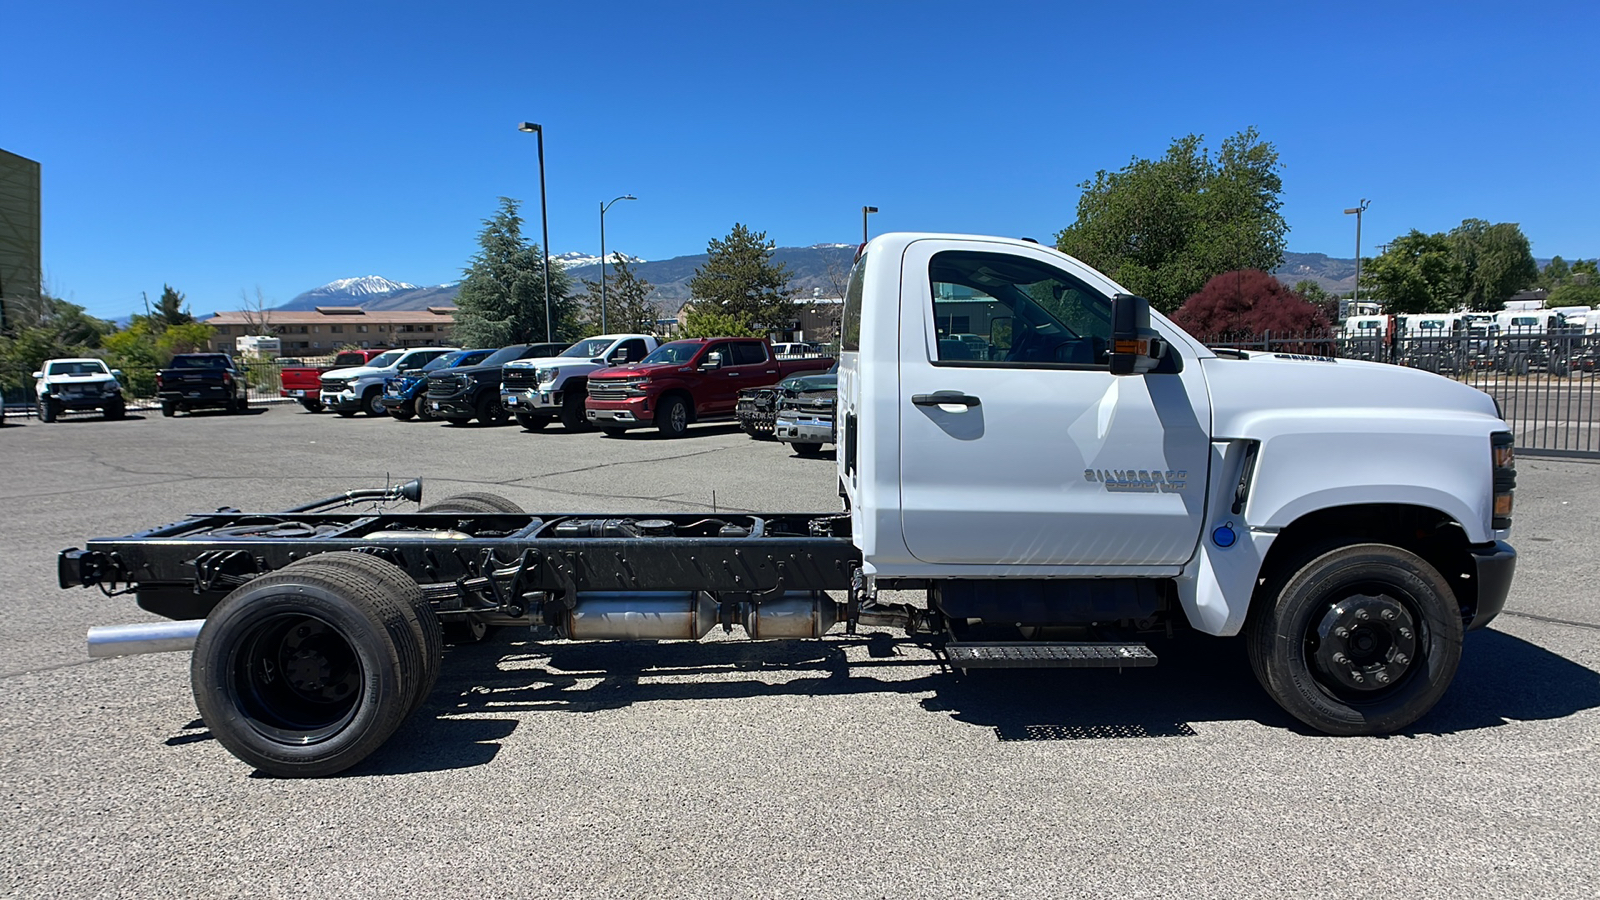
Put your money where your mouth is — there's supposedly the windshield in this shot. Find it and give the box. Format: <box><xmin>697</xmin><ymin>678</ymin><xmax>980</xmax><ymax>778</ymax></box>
<box><xmin>479</xmin><ymin>345</ymin><xmax>532</xmax><ymax>367</ymax></box>
<box><xmin>640</xmin><ymin>341</ymin><xmax>702</xmax><ymax>365</ymax></box>
<box><xmin>366</xmin><ymin>351</ymin><xmax>403</xmax><ymax>368</ymax></box>
<box><xmin>48</xmin><ymin>360</ymin><xmax>110</xmax><ymax>376</ymax></box>
<box><xmin>561</xmin><ymin>338</ymin><xmax>615</xmax><ymax>359</ymax></box>
<box><xmin>429</xmin><ymin>349</ymin><xmax>490</xmax><ymax>371</ymax></box>
<box><xmin>170</xmin><ymin>355</ymin><xmax>229</xmax><ymax>369</ymax></box>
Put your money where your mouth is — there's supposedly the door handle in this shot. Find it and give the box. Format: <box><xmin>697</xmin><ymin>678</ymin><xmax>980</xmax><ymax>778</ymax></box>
<box><xmin>911</xmin><ymin>391</ymin><xmax>981</xmax><ymax>407</ymax></box>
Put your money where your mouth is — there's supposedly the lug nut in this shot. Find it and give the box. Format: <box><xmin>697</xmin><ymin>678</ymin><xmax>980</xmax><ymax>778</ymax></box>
<box><xmin>1335</xmin><ymin>627</ymin><xmax>1349</xmax><ymax>638</ymax></box>
<box><xmin>1395</xmin><ymin>653</ymin><xmax>1409</xmax><ymax>665</ymax></box>
<box><xmin>1399</xmin><ymin>627</ymin><xmax>1413</xmax><ymax>639</ymax></box>
<box><xmin>1381</xmin><ymin>609</ymin><xmax>1396</xmax><ymax>621</ymax></box>
<box><xmin>1332</xmin><ymin>652</ymin><xmax>1347</xmax><ymax>664</ymax></box>
<box><xmin>1350</xmin><ymin>671</ymin><xmax>1364</xmax><ymax>683</ymax></box>
<box><xmin>1355</xmin><ymin>609</ymin><xmax>1370</xmax><ymax>620</ymax></box>
<box><xmin>1375</xmin><ymin>671</ymin><xmax>1390</xmax><ymax>684</ymax></box>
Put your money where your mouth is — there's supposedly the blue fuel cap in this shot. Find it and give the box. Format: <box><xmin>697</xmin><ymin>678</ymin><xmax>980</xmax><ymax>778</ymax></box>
<box><xmin>1212</xmin><ymin>523</ymin><xmax>1237</xmax><ymax>548</ymax></box>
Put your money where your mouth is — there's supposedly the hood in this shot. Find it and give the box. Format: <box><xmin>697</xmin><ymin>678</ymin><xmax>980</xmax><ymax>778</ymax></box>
<box><xmin>1202</xmin><ymin>352</ymin><xmax>1501</xmax><ymax>436</ymax></box>
<box><xmin>590</xmin><ymin>362</ymin><xmax>679</xmax><ymax>380</ymax></box>
<box><xmin>778</xmin><ymin>371</ymin><xmax>837</xmax><ymax>392</ymax></box>
<box><xmin>502</xmin><ymin>354</ymin><xmax>574</xmax><ymax>371</ymax></box>
<box><xmin>322</xmin><ymin>365</ymin><xmax>386</xmax><ymax>380</ymax></box>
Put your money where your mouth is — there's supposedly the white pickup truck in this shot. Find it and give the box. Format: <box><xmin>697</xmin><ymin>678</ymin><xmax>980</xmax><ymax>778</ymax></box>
<box><xmin>318</xmin><ymin>346</ymin><xmax>455</xmax><ymax>417</ymax></box>
<box><xmin>499</xmin><ymin>333</ymin><xmax>657</xmax><ymax>431</ymax></box>
<box><xmin>34</xmin><ymin>358</ymin><xmax>126</xmax><ymax>421</ymax></box>
<box><xmin>60</xmin><ymin>232</ymin><xmax>1517</xmax><ymax>776</ymax></box>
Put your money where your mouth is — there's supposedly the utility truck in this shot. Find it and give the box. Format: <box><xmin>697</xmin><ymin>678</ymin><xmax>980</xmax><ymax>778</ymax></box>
<box><xmin>58</xmin><ymin>233</ymin><xmax>1517</xmax><ymax>777</ymax></box>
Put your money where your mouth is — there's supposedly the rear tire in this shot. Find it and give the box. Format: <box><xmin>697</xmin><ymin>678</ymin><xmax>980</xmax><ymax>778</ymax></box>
<box><xmin>161</xmin><ymin>402</ymin><xmax>176</xmax><ymax>418</ymax></box>
<box><xmin>419</xmin><ymin>492</ymin><xmax>525</xmax><ymax>514</ymax></box>
<box><xmin>656</xmin><ymin>395</ymin><xmax>690</xmax><ymax>438</ymax></box>
<box><xmin>792</xmin><ymin>442</ymin><xmax>824</xmax><ymax>456</ymax></box>
<box><xmin>1245</xmin><ymin>543</ymin><xmax>1462</xmax><ymax>736</ymax></box>
<box><xmin>190</xmin><ymin>559</ymin><xmax>424</xmax><ymax>777</ymax></box>
<box><xmin>516</xmin><ymin>412</ymin><xmax>550</xmax><ymax>432</ymax></box>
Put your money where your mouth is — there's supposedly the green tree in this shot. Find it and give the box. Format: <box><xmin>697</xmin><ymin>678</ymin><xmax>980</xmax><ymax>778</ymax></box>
<box><xmin>1547</xmin><ymin>282</ymin><xmax>1600</xmax><ymax>308</ymax></box>
<box><xmin>686</xmin><ymin>224</ymin><xmax>795</xmax><ymax>334</ymax></box>
<box><xmin>152</xmin><ymin>284</ymin><xmax>193</xmax><ymax>332</ymax></box>
<box><xmin>678</xmin><ymin>304</ymin><xmax>764</xmax><ymax>339</ymax></box>
<box><xmin>1539</xmin><ymin>256</ymin><xmax>1571</xmax><ymax>289</ymax></box>
<box><xmin>1292</xmin><ymin>279</ymin><xmax>1340</xmax><ymax>323</ymax></box>
<box><xmin>1055</xmin><ymin>128</ymin><xmax>1288</xmax><ymax>313</ymax></box>
<box><xmin>1447</xmin><ymin>219</ymin><xmax>1538</xmax><ymax>311</ymax></box>
<box><xmin>1361</xmin><ymin>230</ymin><xmax>1464</xmax><ymax>314</ymax></box>
<box><xmin>452</xmin><ymin>197</ymin><xmax>574</xmax><ymax>348</ymax></box>
<box><xmin>574</xmin><ymin>259</ymin><xmax>661</xmax><ymax>335</ymax></box>
<box><xmin>0</xmin><ymin>294</ymin><xmax>113</xmax><ymax>395</ymax></box>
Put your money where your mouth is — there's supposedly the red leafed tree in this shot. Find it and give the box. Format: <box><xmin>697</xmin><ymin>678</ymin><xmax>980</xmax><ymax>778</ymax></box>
<box><xmin>1170</xmin><ymin>269</ymin><xmax>1331</xmax><ymax>341</ymax></box>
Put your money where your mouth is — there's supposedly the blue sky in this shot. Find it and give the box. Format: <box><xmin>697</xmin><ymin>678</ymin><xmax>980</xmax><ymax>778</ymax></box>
<box><xmin>7</xmin><ymin>0</ymin><xmax>1597</xmax><ymax>319</ymax></box>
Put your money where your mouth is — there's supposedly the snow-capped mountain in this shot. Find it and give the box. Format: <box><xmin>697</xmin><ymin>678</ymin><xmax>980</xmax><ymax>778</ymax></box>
<box><xmin>277</xmin><ymin>277</ymin><xmax>448</xmax><ymax>311</ymax></box>
<box><xmin>552</xmin><ymin>251</ymin><xmax>646</xmax><ymax>269</ymax></box>
<box><xmin>311</xmin><ymin>276</ymin><xmax>418</xmax><ymax>298</ymax></box>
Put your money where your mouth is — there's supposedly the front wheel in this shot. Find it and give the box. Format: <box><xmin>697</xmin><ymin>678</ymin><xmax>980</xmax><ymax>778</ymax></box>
<box><xmin>516</xmin><ymin>412</ymin><xmax>550</xmax><ymax>432</ymax></box>
<box><xmin>560</xmin><ymin>390</ymin><xmax>591</xmax><ymax>431</ymax></box>
<box><xmin>104</xmin><ymin>397</ymin><xmax>125</xmax><ymax>420</ymax></box>
<box><xmin>656</xmin><ymin>395</ymin><xmax>690</xmax><ymax>438</ymax></box>
<box><xmin>792</xmin><ymin>442</ymin><xmax>824</xmax><ymax>457</ymax></box>
<box><xmin>39</xmin><ymin>397</ymin><xmax>57</xmax><ymax>423</ymax></box>
<box><xmin>389</xmin><ymin>403</ymin><xmax>415</xmax><ymax>421</ymax></box>
<box><xmin>362</xmin><ymin>388</ymin><xmax>386</xmax><ymax>417</ymax></box>
<box><xmin>474</xmin><ymin>392</ymin><xmax>507</xmax><ymax>425</ymax></box>
<box><xmin>299</xmin><ymin>398</ymin><xmax>325</xmax><ymax>413</ymax></box>
<box><xmin>414</xmin><ymin>395</ymin><xmax>436</xmax><ymax>421</ymax></box>
<box><xmin>1245</xmin><ymin>543</ymin><xmax>1463</xmax><ymax>736</ymax></box>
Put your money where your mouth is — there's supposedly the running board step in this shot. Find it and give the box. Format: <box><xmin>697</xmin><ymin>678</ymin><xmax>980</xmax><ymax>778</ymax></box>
<box><xmin>944</xmin><ymin>642</ymin><xmax>1157</xmax><ymax>668</ymax></box>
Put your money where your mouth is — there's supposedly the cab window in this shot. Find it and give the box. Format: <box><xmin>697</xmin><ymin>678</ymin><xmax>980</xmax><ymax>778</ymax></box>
<box><xmin>928</xmin><ymin>251</ymin><xmax>1111</xmax><ymax>368</ymax></box>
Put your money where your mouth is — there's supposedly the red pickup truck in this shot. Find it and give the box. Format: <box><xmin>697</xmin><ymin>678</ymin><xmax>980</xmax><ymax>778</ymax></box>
<box><xmin>585</xmin><ymin>337</ymin><xmax>833</xmax><ymax>437</ymax></box>
<box><xmin>279</xmin><ymin>349</ymin><xmax>388</xmax><ymax>412</ymax></box>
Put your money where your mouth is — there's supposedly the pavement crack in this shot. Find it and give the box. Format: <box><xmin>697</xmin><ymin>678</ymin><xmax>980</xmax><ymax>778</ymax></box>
<box><xmin>1499</xmin><ymin>609</ymin><xmax>1600</xmax><ymax>631</ymax></box>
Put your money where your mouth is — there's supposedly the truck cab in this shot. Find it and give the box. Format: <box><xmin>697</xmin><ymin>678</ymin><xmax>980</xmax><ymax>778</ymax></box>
<box><xmin>500</xmin><ymin>334</ymin><xmax>657</xmax><ymax>431</ymax></box>
<box><xmin>837</xmin><ymin>234</ymin><xmax>1515</xmax><ymax>732</ymax></box>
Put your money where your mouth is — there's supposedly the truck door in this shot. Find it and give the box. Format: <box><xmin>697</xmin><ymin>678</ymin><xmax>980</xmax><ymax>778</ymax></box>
<box><xmin>896</xmin><ymin>240</ymin><xmax>1211</xmax><ymax>567</ymax></box>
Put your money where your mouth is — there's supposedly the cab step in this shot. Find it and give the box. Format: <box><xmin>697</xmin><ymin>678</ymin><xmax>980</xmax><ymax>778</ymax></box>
<box><xmin>944</xmin><ymin>642</ymin><xmax>1157</xmax><ymax>669</ymax></box>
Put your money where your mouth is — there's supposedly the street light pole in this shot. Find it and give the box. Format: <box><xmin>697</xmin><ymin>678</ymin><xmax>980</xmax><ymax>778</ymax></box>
<box><xmin>600</xmin><ymin>194</ymin><xmax>636</xmax><ymax>334</ymax></box>
<box><xmin>1344</xmin><ymin>199</ymin><xmax>1370</xmax><ymax>313</ymax></box>
<box><xmin>862</xmin><ymin>206</ymin><xmax>878</xmax><ymax>244</ymax></box>
<box><xmin>518</xmin><ymin>122</ymin><xmax>554</xmax><ymax>343</ymax></box>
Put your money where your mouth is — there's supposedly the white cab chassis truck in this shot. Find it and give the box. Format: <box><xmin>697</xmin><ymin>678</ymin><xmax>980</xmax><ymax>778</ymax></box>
<box><xmin>59</xmin><ymin>234</ymin><xmax>1517</xmax><ymax>777</ymax></box>
<box><xmin>499</xmin><ymin>334</ymin><xmax>658</xmax><ymax>431</ymax></box>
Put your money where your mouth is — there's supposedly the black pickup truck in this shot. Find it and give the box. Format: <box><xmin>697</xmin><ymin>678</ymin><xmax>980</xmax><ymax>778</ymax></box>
<box><xmin>156</xmin><ymin>353</ymin><xmax>250</xmax><ymax>416</ymax></box>
<box><xmin>425</xmin><ymin>342</ymin><xmax>567</xmax><ymax>425</ymax></box>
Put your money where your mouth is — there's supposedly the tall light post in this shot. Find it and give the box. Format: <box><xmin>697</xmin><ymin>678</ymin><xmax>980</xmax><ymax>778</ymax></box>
<box><xmin>861</xmin><ymin>205</ymin><xmax>878</xmax><ymax>243</ymax></box>
<box><xmin>600</xmin><ymin>194</ymin><xmax>636</xmax><ymax>334</ymax></box>
<box><xmin>1344</xmin><ymin>198</ymin><xmax>1370</xmax><ymax>314</ymax></box>
<box><xmin>517</xmin><ymin>122</ymin><xmax>555</xmax><ymax>343</ymax></box>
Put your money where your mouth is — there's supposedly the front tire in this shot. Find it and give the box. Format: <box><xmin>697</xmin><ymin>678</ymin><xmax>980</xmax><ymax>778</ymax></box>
<box><xmin>389</xmin><ymin>404</ymin><xmax>415</xmax><ymax>421</ymax></box>
<box><xmin>1245</xmin><ymin>543</ymin><xmax>1463</xmax><ymax>736</ymax></box>
<box><xmin>419</xmin><ymin>492</ymin><xmax>525</xmax><ymax>514</ymax></box>
<box><xmin>362</xmin><ymin>388</ymin><xmax>386</xmax><ymax>417</ymax></box>
<box><xmin>474</xmin><ymin>392</ymin><xmax>507</xmax><ymax>425</ymax></box>
<box><xmin>39</xmin><ymin>397</ymin><xmax>57</xmax><ymax>423</ymax></box>
<box><xmin>414</xmin><ymin>395</ymin><xmax>435</xmax><ymax>421</ymax></box>
<box><xmin>190</xmin><ymin>559</ymin><xmax>425</xmax><ymax>777</ymax></box>
<box><xmin>560</xmin><ymin>390</ymin><xmax>591</xmax><ymax>431</ymax></box>
<box><xmin>299</xmin><ymin>398</ymin><xmax>325</xmax><ymax>413</ymax></box>
<box><xmin>656</xmin><ymin>395</ymin><xmax>690</xmax><ymax>438</ymax></box>
<box><xmin>792</xmin><ymin>442</ymin><xmax>824</xmax><ymax>456</ymax></box>
<box><xmin>516</xmin><ymin>412</ymin><xmax>550</xmax><ymax>432</ymax></box>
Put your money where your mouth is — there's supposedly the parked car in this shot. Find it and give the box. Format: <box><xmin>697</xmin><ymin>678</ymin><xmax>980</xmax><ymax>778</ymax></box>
<box><xmin>156</xmin><ymin>353</ymin><xmax>249</xmax><ymax>416</ymax></box>
<box><xmin>585</xmin><ymin>337</ymin><xmax>833</xmax><ymax>437</ymax></box>
<box><xmin>382</xmin><ymin>349</ymin><xmax>494</xmax><ymax>420</ymax></box>
<box><xmin>426</xmin><ymin>343</ymin><xmax>569</xmax><ymax>425</ymax></box>
<box><xmin>500</xmin><ymin>334</ymin><xmax>658</xmax><ymax>431</ymax></box>
<box><xmin>33</xmin><ymin>358</ymin><xmax>125</xmax><ymax>422</ymax></box>
<box><xmin>320</xmin><ymin>347</ymin><xmax>455</xmax><ymax>417</ymax></box>
<box><xmin>280</xmin><ymin>349</ymin><xmax>391</xmax><ymax>412</ymax></box>
<box><xmin>771</xmin><ymin>365</ymin><xmax>838</xmax><ymax>456</ymax></box>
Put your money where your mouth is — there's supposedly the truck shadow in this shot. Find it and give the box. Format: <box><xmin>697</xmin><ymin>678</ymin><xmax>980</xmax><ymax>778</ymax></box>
<box><xmin>352</xmin><ymin>626</ymin><xmax>1600</xmax><ymax>776</ymax></box>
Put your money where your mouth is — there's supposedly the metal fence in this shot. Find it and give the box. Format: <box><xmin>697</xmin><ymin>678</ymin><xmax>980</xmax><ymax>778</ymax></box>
<box><xmin>2</xmin><ymin>359</ymin><xmax>308</xmax><ymax>419</ymax></box>
<box><xmin>1207</xmin><ymin>331</ymin><xmax>1600</xmax><ymax>457</ymax></box>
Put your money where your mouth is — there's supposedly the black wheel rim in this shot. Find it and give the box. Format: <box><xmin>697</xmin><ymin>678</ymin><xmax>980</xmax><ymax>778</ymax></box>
<box><xmin>1304</xmin><ymin>584</ymin><xmax>1425</xmax><ymax>704</ymax></box>
<box><xmin>671</xmin><ymin>402</ymin><xmax>686</xmax><ymax>432</ymax></box>
<box><xmin>226</xmin><ymin>613</ymin><xmax>363</xmax><ymax>745</ymax></box>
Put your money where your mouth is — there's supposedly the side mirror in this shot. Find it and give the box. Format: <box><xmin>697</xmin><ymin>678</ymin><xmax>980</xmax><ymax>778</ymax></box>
<box><xmin>32</xmin><ymin>371</ymin><xmax>43</xmax><ymax>379</ymax></box>
<box><xmin>702</xmin><ymin>352</ymin><xmax>723</xmax><ymax>370</ymax></box>
<box><xmin>111</xmin><ymin>369</ymin><xmax>123</xmax><ymax>377</ymax></box>
<box><xmin>1109</xmin><ymin>293</ymin><xmax>1166</xmax><ymax>376</ymax></box>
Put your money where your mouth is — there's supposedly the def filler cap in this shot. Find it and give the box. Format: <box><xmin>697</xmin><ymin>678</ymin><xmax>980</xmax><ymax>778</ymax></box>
<box><xmin>1211</xmin><ymin>522</ymin><xmax>1237</xmax><ymax>548</ymax></box>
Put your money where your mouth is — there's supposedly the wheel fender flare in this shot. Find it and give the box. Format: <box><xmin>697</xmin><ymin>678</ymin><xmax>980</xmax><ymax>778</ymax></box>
<box><xmin>1174</xmin><ymin>530</ymin><xmax>1276</xmax><ymax>636</ymax></box>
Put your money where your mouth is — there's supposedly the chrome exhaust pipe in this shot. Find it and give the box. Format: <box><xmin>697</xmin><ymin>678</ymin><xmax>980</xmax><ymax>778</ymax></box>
<box><xmin>87</xmin><ymin>620</ymin><xmax>204</xmax><ymax>658</ymax></box>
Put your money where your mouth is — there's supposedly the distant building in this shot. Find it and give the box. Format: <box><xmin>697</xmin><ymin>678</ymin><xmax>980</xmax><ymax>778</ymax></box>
<box><xmin>0</xmin><ymin>148</ymin><xmax>43</xmax><ymax>333</ymax></box>
<box><xmin>199</xmin><ymin>306</ymin><xmax>458</xmax><ymax>353</ymax></box>
<box><xmin>672</xmin><ymin>295</ymin><xmax>843</xmax><ymax>344</ymax></box>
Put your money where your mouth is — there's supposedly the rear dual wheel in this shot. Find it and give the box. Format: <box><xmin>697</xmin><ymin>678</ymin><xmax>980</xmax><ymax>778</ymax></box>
<box><xmin>191</xmin><ymin>552</ymin><xmax>440</xmax><ymax>777</ymax></box>
<box><xmin>1245</xmin><ymin>543</ymin><xmax>1462</xmax><ymax>736</ymax></box>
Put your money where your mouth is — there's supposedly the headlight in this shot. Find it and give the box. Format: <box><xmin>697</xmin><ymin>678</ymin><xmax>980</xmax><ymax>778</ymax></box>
<box><xmin>536</xmin><ymin>367</ymin><xmax>558</xmax><ymax>384</ymax></box>
<box><xmin>105</xmin><ymin>382</ymin><xmax>121</xmax><ymax>394</ymax></box>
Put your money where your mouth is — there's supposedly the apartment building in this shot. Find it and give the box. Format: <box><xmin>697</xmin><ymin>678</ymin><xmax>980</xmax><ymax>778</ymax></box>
<box><xmin>200</xmin><ymin>306</ymin><xmax>458</xmax><ymax>353</ymax></box>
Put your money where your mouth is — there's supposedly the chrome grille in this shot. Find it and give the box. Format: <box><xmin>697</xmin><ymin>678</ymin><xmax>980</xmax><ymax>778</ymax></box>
<box><xmin>321</xmin><ymin>377</ymin><xmax>349</xmax><ymax>392</ymax></box>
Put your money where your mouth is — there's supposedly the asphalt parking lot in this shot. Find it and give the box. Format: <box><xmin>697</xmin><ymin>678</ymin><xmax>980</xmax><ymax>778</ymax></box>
<box><xmin>2</xmin><ymin>404</ymin><xmax>1598</xmax><ymax>899</ymax></box>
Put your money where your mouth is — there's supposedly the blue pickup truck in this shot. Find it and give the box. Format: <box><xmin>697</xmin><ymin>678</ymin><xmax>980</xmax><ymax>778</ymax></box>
<box><xmin>381</xmin><ymin>348</ymin><xmax>493</xmax><ymax>420</ymax></box>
